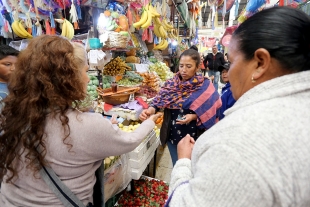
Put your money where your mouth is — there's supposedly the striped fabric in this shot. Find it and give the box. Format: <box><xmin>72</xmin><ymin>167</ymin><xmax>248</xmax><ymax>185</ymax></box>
<box><xmin>151</xmin><ymin>72</ymin><xmax>221</xmax><ymax>130</ymax></box>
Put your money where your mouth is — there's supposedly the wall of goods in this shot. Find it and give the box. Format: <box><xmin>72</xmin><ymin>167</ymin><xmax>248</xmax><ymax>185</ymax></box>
<box><xmin>0</xmin><ymin>0</ymin><xmax>189</xmax><ymax>206</ymax></box>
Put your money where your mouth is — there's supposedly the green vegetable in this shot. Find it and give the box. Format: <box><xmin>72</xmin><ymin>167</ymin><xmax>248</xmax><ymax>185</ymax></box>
<box><xmin>92</xmin><ymin>79</ymin><xmax>99</xmax><ymax>86</ymax></box>
<box><xmin>90</xmin><ymin>85</ymin><xmax>97</xmax><ymax>91</ymax></box>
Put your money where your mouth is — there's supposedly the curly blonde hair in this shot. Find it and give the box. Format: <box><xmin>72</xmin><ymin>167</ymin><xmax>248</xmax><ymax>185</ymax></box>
<box><xmin>0</xmin><ymin>35</ymin><xmax>88</xmax><ymax>182</ymax></box>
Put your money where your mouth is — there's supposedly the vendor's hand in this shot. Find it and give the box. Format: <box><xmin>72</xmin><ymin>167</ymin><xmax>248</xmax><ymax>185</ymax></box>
<box><xmin>210</xmin><ymin>76</ymin><xmax>214</xmax><ymax>81</ymax></box>
<box><xmin>177</xmin><ymin>134</ymin><xmax>195</xmax><ymax>160</ymax></box>
<box><xmin>148</xmin><ymin>113</ymin><xmax>162</xmax><ymax>123</ymax></box>
<box><xmin>139</xmin><ymin>107</ymin><xmax>156</xmax><ymax>121</ymax></box>
<box><xmin>176</xmin><ymin>114</ymin><xmax>197</xmax><ymax>125</ymax></box>
<box><xmin>110</xmin><ymin>114</ymin><xmax>118</xmax><ymax>124</ymax></box>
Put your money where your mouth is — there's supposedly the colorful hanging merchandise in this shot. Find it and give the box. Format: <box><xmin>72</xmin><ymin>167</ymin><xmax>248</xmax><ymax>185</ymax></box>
<box><xmin>238</xmin><ymin>0</ymin><xmax>267</xmax><ymax>23</ymax></box>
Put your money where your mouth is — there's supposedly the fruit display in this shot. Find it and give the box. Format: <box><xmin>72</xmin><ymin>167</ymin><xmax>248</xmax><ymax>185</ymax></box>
<box><xmin>103</xmin><ymin>57</ymin><xmax>131</xmax><ymax>76</ymax></box>
<box><xmin>97</xmin><ymin>10</ymin><xmax>129</xmax><ymax>33</ymax></box>
<box><xmin>87</xmin><ymin>75</ymin><xmax>99</xmax><ymax>99</ymax></box>
<box><xmin>118</xmin><ymin>121</ymin><xmax>141</xmax><ymax>132</ymax></box>
<box><xmin>118</xmin><ymin>71</ymin><xmax>143</xmax><ymax>87</ymax></box>
<box><xmin>104</xmin><ymin>155</ymin><xmax>121</xmax><ymax>170</ymax></box>
<box><xmin>138</xmin><ymin>72</ymin><xmax>161</xmax><ymax>92</ymax></box>
<box><xmin>149</xmin><ymin>62</ymin><xmax>173</xmax><ymax>82</ymax></box>
<box><xmin>117</xmin><ymin>177</ymin><xmax>169</xmax><ymax>207</ymax></box>
<box><xmin>11</xmin><ymin>20</ymin><xmax>33</xmax><ymax>39</ymax></box>
<box><xmin>55</xmin><ymin>19</ymin><xmax>75</xmax><ymax>40</ymax></box>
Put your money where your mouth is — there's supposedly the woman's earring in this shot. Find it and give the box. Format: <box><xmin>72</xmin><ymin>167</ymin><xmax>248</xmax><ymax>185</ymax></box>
<box><xmin>251</xmin><ymin>75</ymin><xmax>256</xmax><ymax>83</ymax></box>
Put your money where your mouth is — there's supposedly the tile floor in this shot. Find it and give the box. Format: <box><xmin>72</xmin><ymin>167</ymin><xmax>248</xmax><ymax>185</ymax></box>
<box><xmin>146</xmin><ymin>144</ymin><xmax>173</xmax><ymax>183</ymax></box>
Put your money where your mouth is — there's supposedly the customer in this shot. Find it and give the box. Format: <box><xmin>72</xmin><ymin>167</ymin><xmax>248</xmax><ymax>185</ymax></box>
<box><xmin>166</xmin><ymin>7</ymin><xmax>310</xmax><ymax>206</ymax></box>
<box><xmin>203</xmin><ymin>45</ymin><xmax>225</xmax><ymax>92</ymax></box>
<box><xmin>0</xmin><ymin>45</ymin><xmax>19</xmax><ymax>101</ymax></box>
<box><xmin>217</xmin><ymin>62</ymin><xmax>235</xmax><ymax>120</ymax></box>
<box><xmin>0</xmin><ymin>35</ymin><xmax>160</xmax><ymax>207</ymax></box>
<box><xmin>140</xmin><ymin>49</ymin><xmax>221</xmax><ymax>166</ymax></box>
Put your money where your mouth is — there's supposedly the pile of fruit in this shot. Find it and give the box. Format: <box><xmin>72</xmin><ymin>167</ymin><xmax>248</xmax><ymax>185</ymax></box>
<box><xmin>104</xmin><ymin>155</ymin><xmax>120</xmax><ymax>170</ymax></box>
<box><xmin>138</xmin><ymin>72</ymin><xmax>161</xmax><ymax>92</ymax></box>
<box><xmin>118</xmin><ymin>121</ymin><xmax>141</xmax><ymax>132</ymax></box>
<box><xmin>87</xmin><ymin>75</ymin><xmax>99</xmax><ymax>99</ymax></box>
<box><xmin>117</xmin><ymin>177</ymin><xmax>169</xmax><ymax>207</ymax></box>
<box><xmin>149</xmin><ymin>62</ymin><xmax>173</xmax><ymax>82</ymax></box>
<box><xmin>118</xmin><ymin>71</ymin><xmax>143</xmax><ymax>87</ymax></box>
<box><xmin>103</xmin><ymin>57</ymin><xmax>131</xmax><ymax>76</ymax></box>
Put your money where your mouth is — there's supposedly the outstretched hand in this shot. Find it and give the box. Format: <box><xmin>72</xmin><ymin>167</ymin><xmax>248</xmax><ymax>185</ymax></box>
<box><xmin>177</xmin><ymin>134</ymin><xmax>195</xmax><ymax>160</ymax></box>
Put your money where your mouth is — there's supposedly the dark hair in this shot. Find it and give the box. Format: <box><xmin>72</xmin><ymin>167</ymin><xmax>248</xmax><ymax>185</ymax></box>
<box><xmin>0</xmin><ymin>35</ymin><xmax>87</xmax><ymax>182</ymax></box>
<box><xmin>233</xmin><ymin>7</ymin><xmax>310</xmax><ymax>72</ymax></box>
<box><xmin>0</xmin><ymin>45</ymin><xmax>19</xmax><ymax>60</ymax></box>
<box><xmin>189</xmin><ymin>45</ymin><xmax>198</xmax><ymax>51</ymax></box>
<box><xmin>179</xmin><ymin>49</ymin><xmax>201</xmax><ymax>68</ymax></box>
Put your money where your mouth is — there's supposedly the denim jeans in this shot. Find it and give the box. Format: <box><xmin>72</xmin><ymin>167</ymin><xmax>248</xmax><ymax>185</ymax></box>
<box><xmin>167</xmin><ymin>140</ymin><xmax>178</xmax><ymax>166</ymax></box>
<box><xmin>208</xmin><ymin>70</ymin><xmax>220</xmax><ymax>92</ymax></box>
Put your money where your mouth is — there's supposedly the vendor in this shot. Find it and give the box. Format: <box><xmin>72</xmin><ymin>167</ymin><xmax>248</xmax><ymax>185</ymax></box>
<box><xmin>139</xmin><ymin>48</ymin><xmax>221</xmax><ymax>166</ymax></box>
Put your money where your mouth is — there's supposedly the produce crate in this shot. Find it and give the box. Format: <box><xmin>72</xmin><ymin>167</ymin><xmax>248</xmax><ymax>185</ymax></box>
<box><xmin>129</xmin><ymin>137</ymin><xmax>160</xmax><ymax>169</ymax></box>
<box><xmin>127</xmin><ymin>130</ymin><xmax>157</xmax><ymax>160</ymax></box>
<box><xmin>130</xmin><ymin>138</ymin><xmax>160</xmax><ymax>180</ymax></box>
<box><xmin>115</xmin><ymin>175</ymin><xmax>169</xmax><ymax>206</ymax></box>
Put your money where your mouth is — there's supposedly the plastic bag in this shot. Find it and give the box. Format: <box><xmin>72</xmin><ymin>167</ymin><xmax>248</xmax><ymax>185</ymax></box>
<box><xmin>103</xmin><ymin>154</ymin><xmax>131</xmax><ymax>203</ymax></box>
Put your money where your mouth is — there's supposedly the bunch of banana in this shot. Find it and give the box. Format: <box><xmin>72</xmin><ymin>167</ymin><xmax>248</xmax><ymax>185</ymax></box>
<box><xmin>168</xmin><ymin>28</ymin><xmax>179</xmax><ymax>40</ymax></box>
<box><xmin>11</xmin><ymin>20</ymin><xmax>33</xmax><ymax>39</ymax></box>
<box><xmin>153</xmin><ymin>17</ymin><xmax>175</xmax><ymax>40</ymax></box>
<box><xmin>55</xmin><ymin>19</ymin><xmax>74</xmax><ymax>40</ymax></box>
<box><xmin>153</xmin><ymin>39</ymin><xmax>168</xmax><ymax>50</ymax></box>
<box><xmin>133</xmin><ymin>4</ymin><xmax>160</xmax><ymax>29</ymax></box>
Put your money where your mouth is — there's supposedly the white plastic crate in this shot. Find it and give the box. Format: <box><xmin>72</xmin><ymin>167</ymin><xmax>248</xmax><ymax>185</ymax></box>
<box><xmin>129</xmin><ymin>137</ymin><xmax>160</xmax><ymax>169</ymax></box>
<box><xmin>130</xmin><ymin>138</ymin><xmax>160</xmax><ymax>180</ymax></box>
<box><xmin>127</xmin><ymin>130</ymin><xmax>157</xmax><ymax>160</ymax></box>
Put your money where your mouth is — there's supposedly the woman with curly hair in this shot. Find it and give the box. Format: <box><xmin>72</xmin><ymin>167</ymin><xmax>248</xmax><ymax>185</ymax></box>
<box><xmin>0</xmin><ymin>35</ymin><xmax>159</xmax><ymax>207</ymax></box>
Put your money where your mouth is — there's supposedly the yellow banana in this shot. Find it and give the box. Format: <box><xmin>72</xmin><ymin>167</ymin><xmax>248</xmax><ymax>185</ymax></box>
<box><xmin>158</xmin><ymin>25</ymin><xmax>167</xmax><ymax>38</ymax></box>
<box><xmin>18</xmin><ymin>21</ymin><xmax>32</xmax><ymax>38</ymax></box>
<box><xmin>133</xmin><ymin>9</ymin><xmax>148</xmax><ymax>29</ymax></box>
<box><xmin>12</xmin><ymin>21</ymin><xmax>25</xmax><ymax>38</ymax></box>
<box><xmin>153</xmin><ymin>39</ymin><xmax>165</xmax><ymax>50</ymax></box>
<box><xmin>163</xmin><ymin>19</ymin><xmax>174</xmax><ymax>30</ymax></box>
<box><xmin>153</xmin><ymin>23</ymin><xmax>161</xmax><ymax>37</ymax></box>
<box><xmin>61</xmin><ymin>20</ymin><xmax>68</xmax><ymax>38</ymax></box>
<box><xmin>141</xmin><ymin>9</ymin><xmax>152</xmax><ymax>29</ymax></box>
<box><xmin>155</xmin><ymin>39</ymin><xmax>168</xmax><ymax>50</ymax></box>
<box><xmin>149</xmin><ymin>4</ymin><xmax>160</xmax><ymax>17</ymax></box>
<box><xmin>64</xmin><ymin>20</ymin><xmax>74</xmax><ymax>39</ymax></box>
<box><xmin>154</xmin><ymin>17</ymin><xmax>161</xmax><ymax>25</ymax></box>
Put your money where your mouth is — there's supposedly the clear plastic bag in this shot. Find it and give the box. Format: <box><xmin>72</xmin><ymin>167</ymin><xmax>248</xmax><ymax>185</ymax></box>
<box><xmin>103</xmin><ymin>154</ymin><xmax>131</xmax><ymax>203</ymax></box>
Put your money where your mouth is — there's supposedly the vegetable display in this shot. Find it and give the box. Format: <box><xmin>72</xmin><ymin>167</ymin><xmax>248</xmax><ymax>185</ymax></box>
<box><xmin>138</xmin><ymin>72</ymin><xmax>161</xmax><ymax>92</ymax></box>
<box><xmin>149</xmin><ymin>62</ymin><xmax>173</xmax><ymax>82</ymax></box>
<box><xmin>118</xmin><ymin>71</ymin><xmax>143</xmax><ymax>87</ymax></box>
<box><xmin>103</xmin><ymin>57</ymin><xmax>131</xmax><ymax>76</ymax></box>
<box><xmin>117</xmin><ymin>177</ymin><xmax>169</xmax><ymax>207</ymax></box>
<box><xmin>87</xmin><ymin>75</ymin><xmax>99</xmax><ymax>99</ymax></box>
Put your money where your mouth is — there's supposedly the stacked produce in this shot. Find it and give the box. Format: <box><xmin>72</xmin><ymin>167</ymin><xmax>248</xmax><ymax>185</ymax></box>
<box><xmin>87</xmin><ymin>75</ymin><xmax>99</xmax><ymax>99</ymax></box>
<box><xmin>102</xmin><ymin>76</ymin><xmax>112</xmax><ymax>89</ymax></box>
<box><xmin>125</xmin><ymin>48</ymin><xmax>140</xmax><ymax>64</ymax></box>
<box><xmin>104</xmin><ymin>156</ymin><xmax>120</xmax><ymax>170</ymax></box>
<box><xmin>138</xmin><ymin>72</ymin><xmax>161</xmax><ymax>92</ymax></box>
<box><xmin>118</xmin><ymin>71</ymin><xmax>143</xmax><ymax>87</ymax></box>
<box><xmin>149</xmin><ymin>62</ymin><xmax>173</xmax><ymax>82</ymax></box>
<box><xmin>118</xmin><ymin>121</ymin><xmax>140</xmax><ymax>132</ymax></box>
<box><xmin>103</xmin><ymin>57</ymin><xmax>131</xmax><ymax>76</ymax></box>
<box><xmin>117</xmin><ymin>177</ymin><xmax>169</xmax><ymax>207</ymax></box>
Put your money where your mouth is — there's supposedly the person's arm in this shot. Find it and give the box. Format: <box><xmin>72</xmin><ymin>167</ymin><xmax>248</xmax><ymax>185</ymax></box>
<box><xmin>168</xmin><ymin>144</ymin><xmax>272</xmax><ymax>206</ymax></box>
<box><xmin>74</xmin><ymin>112</ymin><xmax>157</xmax><ymax>159</ymax></box>
<box><xmin>203</xmin><ymin>56</ymin><xmax>208</xmax><ymax>69</ymax></box>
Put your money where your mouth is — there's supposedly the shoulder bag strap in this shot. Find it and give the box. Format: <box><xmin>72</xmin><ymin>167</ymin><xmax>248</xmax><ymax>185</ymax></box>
<box><xmin>39</xmin><ymin>165</ymin><xmax>86</xmax><ymax>207</ymax></box>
